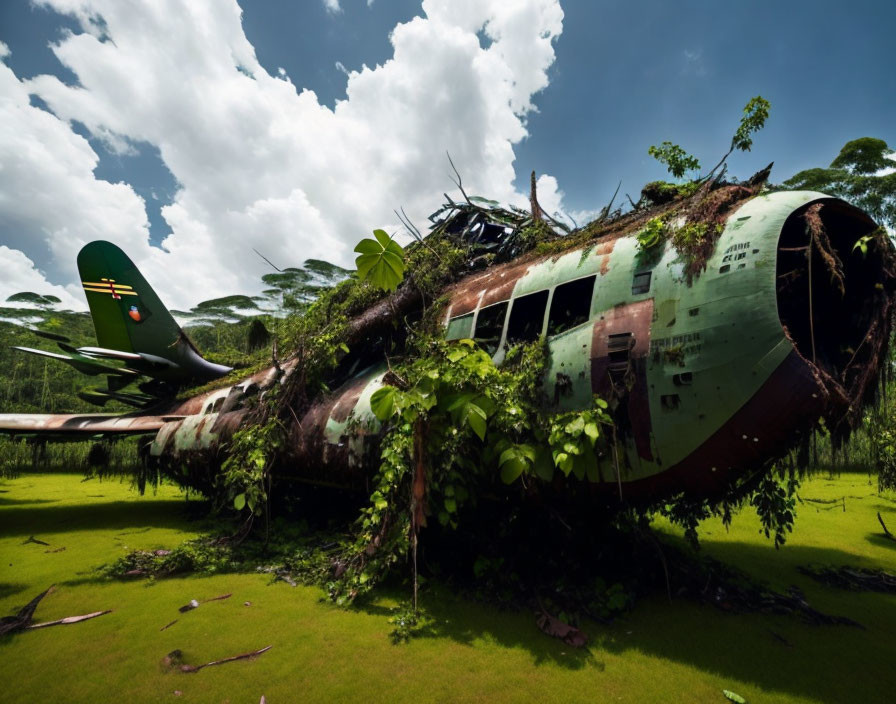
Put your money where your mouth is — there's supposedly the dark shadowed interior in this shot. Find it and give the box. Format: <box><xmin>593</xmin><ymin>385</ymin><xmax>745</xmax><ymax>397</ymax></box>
<box><xmin>776</xmin><ymin>199</ymin><xmax>882</xmax><ymax>382</ymax></box>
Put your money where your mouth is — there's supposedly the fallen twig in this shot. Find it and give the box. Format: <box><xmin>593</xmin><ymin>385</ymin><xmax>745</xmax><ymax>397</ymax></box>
<box><xmin>203</xmin><ymin>593</ymin><xmax>232</xmax><ymax>604</ymax></box>
<box><xmin>178</xmin><ymin>593</ymin><xmax>232</xmax><ymax>613</ymax></box>
<box><xmin>179</xmin><ymin>645</ymin><xmax>272</xmax><ymax>673</ymax></box>
<box><xmin>878</xmin><ymin>512</ymin><xmax>895</xmax><ymax>541</ymax></box>
<box><xmin>28</xmin><ymin>610</ymin><xmax>111</xmax><ymax>629</ymax></box>
<box><xmin>22</xmin><ymin>535</ymin><xmax>49</xmax><ymax>546</ymax></box>
<box><xmin>160</xmin><ymin>619</ymin><xmax>178</xmax><ymax>632</ymax></box>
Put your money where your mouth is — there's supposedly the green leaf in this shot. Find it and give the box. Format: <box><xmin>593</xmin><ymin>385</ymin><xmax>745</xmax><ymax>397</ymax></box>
<box><xmin>446</xmin><ymin>347</ymin><xmax>468</xmax><ymax>362</ymax></box>
<box><xmin>445</xmin><ymin>392</ymin><xmax>475</xmax><ymax>412</ymax></box>
<box><xmin>498</xmin><ymin>447</ymin><xmax>518</xmax><ymax>467</ymax></box>
<box><xmin>565</xmin><ymin>415</ymin><xmax>585</xmax><ymax>436</ymax></box>
<box><xmin>233</xmin><ymin>493</ymin><xmax>246</xmax><ymax>511</ymax></box>
<box><xmin>354</xmin><ymin>230</ymin><xmax>406</xmax><ymax>291</ymax></box>
<box><xmin>444</xmin><ymin>497</ymin><xmax>457</xmax><ymax>513</ymax></box>
<box><xmin>554</xmin><ymin>452</ymin><xmax>574</xmax><ymax>475</ymax></box>
<box><xmin>465</xmin><ymin>405</ymin><xmax>487</xmax><ymax>440</ymax></box>
<box><xmin>372</xmin><ymin>228</ymin><xmax>392</xmax><ymax>247</ymax></box>
<box><xmin>584</xmin><ymin>421</ymin><xmax>600</xmax><ymax>443</ymax></box>
<box><xmin>722</xmin><ymin>690</ymin><xmax>747</xmax><ymax>704</ymax></box>
<box><xmin>533</xmin><ymin>449</ymin><xmax>554</xmax><ymax>481</ymax></box>
<box><xmin>500</xmin><ymin>456</ymin><xmax>528</xmax><ymax>484</ymax></box>
<box><xmin>370</xmin><ymin>387</ymin><xmax>398</xmax><ymax>421</ymax></box>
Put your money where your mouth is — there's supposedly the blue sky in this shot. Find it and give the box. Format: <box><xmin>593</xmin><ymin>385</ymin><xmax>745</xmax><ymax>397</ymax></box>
<box><xmin>0</xmin><ymin>0</ymin><xmax>893</xmax><ymax>309</ymax></box>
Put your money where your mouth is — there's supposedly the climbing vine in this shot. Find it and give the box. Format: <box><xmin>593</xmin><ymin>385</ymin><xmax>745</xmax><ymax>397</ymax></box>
<box><xmin>326</xmin><ymin>337</ymin><xmax>615</xmax><ymax>603</ymax></box>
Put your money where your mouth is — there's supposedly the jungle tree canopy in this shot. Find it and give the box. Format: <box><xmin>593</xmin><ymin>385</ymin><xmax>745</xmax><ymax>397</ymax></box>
<box><xmin>784</xmin><ymin>137</ymin><xmax>896</xmax><ymax>230</ymax></box>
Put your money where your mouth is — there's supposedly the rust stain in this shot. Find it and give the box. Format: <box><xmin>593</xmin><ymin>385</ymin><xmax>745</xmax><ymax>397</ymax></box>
<box><xmin>591</xmin><ymin>299</ymin><xmax>655</xmax><ymax>461</ymax></box>
<box><xmin>479</xmin><ymin>260</ymin><xmax>533</xmax><ymax>308</ymax></box>
<box><xmin>329</xmin><ymin>374</ymin><xmax>370</xmax><ymax>423</ymax></box>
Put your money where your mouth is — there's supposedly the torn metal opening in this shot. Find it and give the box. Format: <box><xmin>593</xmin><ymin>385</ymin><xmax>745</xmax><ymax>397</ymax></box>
<box><xmin>775</xmin><ymin>198</ymin><xmax>896</xmax><ymax>438</ymax></box>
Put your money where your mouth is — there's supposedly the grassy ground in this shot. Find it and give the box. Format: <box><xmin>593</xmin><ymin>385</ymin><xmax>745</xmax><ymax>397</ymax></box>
<box><xmin>1</xmin><ymin>473</ymin><xmax>894</xmax><ymax>704</ymax></box>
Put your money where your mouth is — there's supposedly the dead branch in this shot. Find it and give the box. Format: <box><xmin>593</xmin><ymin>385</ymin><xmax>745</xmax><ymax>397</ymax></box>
<box><xmin>529</xmin><ymin>170</ymin><xmax>542</xmax><ymax>222</ymax></box>
<box><xmin>160</xmin><ymin>619</ymin><xmax>178</xmax><ymax>631</ymax></box>
<box><xmin>598</xmin><ymin>181</ymin><xmax>622</xmax><ymax>222</ymax></box>
<box><xmin>252</xmin><ymin>248</ymin><xmax>282</xmax><ymax>272</ymax></box>
<box><xmin>878</xmin><ymin>512</ymin><xmax>895</xmax><ymax>541</ymax></box>
<box><xmin>27</xmin><ymin>610</ymin><xmax>111</xmax><ymax>629</ymax></box>
<box><xmin>203</xmin><ymin>593</ymin><xmax>232</xmax><ymax>603</ymax></box>
<box><xmin>446</xmin><ymin>151</ymin><xmax>472</xmax><ymax>204</ymax></box>
<box><xmin>179</xmin><ymin>645</ymin><xmax>272</xmax><ymax>673</ymax></box>
<box><xmin>395</xmin><ymin>207</ymin><xmax>423</xmax><ymax>242</ymax></box>
<box><xmin>0</xmin><ymin>586</ymin><xmax>54</xmax><ymax>636</ymax></box>
<box><xmin>22</xmin><ymin>535</ymin><xmax>49</xmax><ymax>546</ymax></box>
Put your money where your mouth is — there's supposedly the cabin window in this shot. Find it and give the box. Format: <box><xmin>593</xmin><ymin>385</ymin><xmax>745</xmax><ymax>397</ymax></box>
<box><xmin>473</xmin><ymin>301</ymin><xmax>508</xmax><ymax>354</ymax></box>
<box><xmin>506</xmin><ymin>290</ymin><xmax>549</xmax><ymax>344</ymax></box>
<box><xmin>212</xmin><ymin>397</ymin><xmax>225</xmax><ymax>413</ymax></box>
<box><xmin>632</xmin><ymin>271</ymin><xmax>652</xmax><ymax>295</ymax></box>
<box><xmin>445</xmin><ymin>313</ymin><xmax>474</xmax><ymax>340</ymax></box>
<box><xmin>547</xmin><ymin>276</ymin><xmax>595</xmax><ymax>336</ymax></box>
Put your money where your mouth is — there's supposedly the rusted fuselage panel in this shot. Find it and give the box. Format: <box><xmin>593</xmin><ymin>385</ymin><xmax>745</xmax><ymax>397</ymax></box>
<box><xmin>591</xmin><ymin>299</ymin><xmax>655</xmax><ymax>462</ymax></box>
<box><xmin>284</xmin><ymin>366</ymin><xmax>386</xmax><ymax>489</ymax></box>
<box><xmin>443</xmin><ymin>255</ymin><xmax>554</xmax><ymax>320</ymax></box>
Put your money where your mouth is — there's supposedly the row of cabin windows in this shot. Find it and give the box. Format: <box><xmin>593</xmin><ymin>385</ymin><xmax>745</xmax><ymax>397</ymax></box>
<box><xmin>446</xmin><ymin>268</ymin><xmax>653</xmax><ymax>354</ymax></box>
<box><xmin>446</xmin><ymin>274</ymin><xmax>597</xmax><ymax>354</ymax></box>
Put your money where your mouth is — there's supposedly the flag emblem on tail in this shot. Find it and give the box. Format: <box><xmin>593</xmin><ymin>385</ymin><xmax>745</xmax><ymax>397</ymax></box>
<box><xmin>128</xmin><ymin>306</ymin><xmax>142</xmax><ymax>322</ymax></box>
<box><xmin>82</xmin><ymin>278</ymin><xmax>137</xmax><ymax>299</ymax></box>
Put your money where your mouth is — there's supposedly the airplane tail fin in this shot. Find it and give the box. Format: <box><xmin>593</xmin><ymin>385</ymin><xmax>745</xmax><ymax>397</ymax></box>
<box><xmin>76</xmin><ymin>241</ymin><xmax>230</xmax><ymax>383</ymax></box>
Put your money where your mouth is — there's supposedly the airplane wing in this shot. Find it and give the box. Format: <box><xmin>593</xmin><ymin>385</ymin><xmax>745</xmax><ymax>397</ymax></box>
<box><xmin>0</xmin><ymin>413</ymin><xmax>185</xmax><ymax>441</ymax></box>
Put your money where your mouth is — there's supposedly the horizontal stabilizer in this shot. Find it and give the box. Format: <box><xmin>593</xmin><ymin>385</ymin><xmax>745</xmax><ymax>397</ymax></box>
<box><xmin>76</xmin><ymin>346</ymin><xmax>142</xmax><ymax>362</ymax></box>
<box><xmin>11</xmin><ymin>346</ymin><xmax>137</xmax><ymax>378</ymax></box>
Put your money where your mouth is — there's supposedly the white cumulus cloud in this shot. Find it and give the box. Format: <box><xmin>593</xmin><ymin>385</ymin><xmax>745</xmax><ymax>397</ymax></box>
<box><xmin>1</xmin><ymin>0</ymin><xmax>564</xmax><ymax>311</ymax></box>
<box><xmin>0</xmin><ymin>246</ymin><xmax>84</xmax><ymax>310</ymax></box>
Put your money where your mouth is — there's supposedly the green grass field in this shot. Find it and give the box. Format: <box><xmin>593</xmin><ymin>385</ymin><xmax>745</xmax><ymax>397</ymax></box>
<box><xmin>1</xmin><ymin>472</ymin><xmax>894</xmax><ymax>704</ymax></box>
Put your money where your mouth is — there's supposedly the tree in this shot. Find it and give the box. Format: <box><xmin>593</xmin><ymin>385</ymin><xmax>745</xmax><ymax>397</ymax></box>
<box><xmin>784</xmin><ymin>137</ymin><xmax>896</xmax><ymax>230</ymax></box>
<box><xmin>648</xmin><ymin>96</ymin><xmax>771</xmax><ymax>181</ymax></box>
